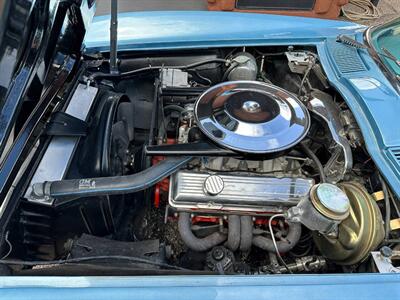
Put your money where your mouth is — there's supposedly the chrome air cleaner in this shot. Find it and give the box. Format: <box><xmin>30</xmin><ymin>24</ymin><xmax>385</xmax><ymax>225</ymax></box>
<box><xmin>194</xmin><ymin>81</ymin><xmax>310</xmax><ymax>153</ymax></box>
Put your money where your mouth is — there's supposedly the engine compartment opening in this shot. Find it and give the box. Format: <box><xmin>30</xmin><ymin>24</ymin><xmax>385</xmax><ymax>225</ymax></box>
<box><xmin>4</xmin><ymin>45</ymin><xmax>399</xmax><ymax>276</ymax></box>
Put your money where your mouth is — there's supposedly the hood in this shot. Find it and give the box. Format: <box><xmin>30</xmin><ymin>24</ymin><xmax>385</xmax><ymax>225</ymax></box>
<box><xmin>85</xmin><ymin>11</ymin><xmax>366</xmax><ymax>52</ymax></box>
<box><xmin>0</xmin><ymin>0</ymin><xmax>95</xmax><ymax>156</ymax></box>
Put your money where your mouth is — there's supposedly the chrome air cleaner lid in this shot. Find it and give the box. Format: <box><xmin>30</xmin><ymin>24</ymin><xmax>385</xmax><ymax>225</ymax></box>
<box><xmin>194</xmin><ymin>81</ymin><xmax>310</xmax><ymax>153</ymax></box>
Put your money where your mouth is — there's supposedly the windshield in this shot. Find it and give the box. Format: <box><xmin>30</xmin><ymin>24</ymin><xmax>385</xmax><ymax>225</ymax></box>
<box><xmin>370</xmin><ymin>18</ymin><xmax>400</xmax><ymax>77</ymax></box>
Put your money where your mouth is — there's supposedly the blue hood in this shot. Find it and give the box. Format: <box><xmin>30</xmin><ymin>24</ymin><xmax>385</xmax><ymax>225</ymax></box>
<box><xmin>84</xmin><ymin>11</ymin><xmax>365</xmax><ymax>52</ymax></box>
<box><xmin>84</xmin><ymin>11</ymin><xmax>400</xmax><ymax>198</ymax></box>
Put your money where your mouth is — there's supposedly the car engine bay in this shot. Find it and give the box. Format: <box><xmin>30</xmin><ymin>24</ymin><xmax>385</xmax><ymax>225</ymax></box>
<box><xmin>5</xmin><ymin>45</ymin><xmax>400</xmax><ymax>276</ymax></box>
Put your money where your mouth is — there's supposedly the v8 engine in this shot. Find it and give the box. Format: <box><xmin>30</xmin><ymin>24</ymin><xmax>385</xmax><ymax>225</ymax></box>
<box><xmin>16</xmin><ymin>46</ymin><xmax>393</xmax><ymax>276</ymax></box>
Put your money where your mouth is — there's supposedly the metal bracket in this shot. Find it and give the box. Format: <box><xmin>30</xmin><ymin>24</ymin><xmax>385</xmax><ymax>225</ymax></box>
<box><xmin>25</xmin><ymin>84</ymin><xmax>98</xmax><ymax>205</ymax></box>
<box><xmin>285</xmin><ymin>51</ymin><xmax>313</xmax><ymax>74</ymax></box>
<box><xmin>46</xmin><ymin>111</ymin><xmax>88</xmax><ymax>137</ymax></box>
<box><xmin>372</xmin><ymin>250</ymin><xmax>400</xmax><ymax>273</ymax></box>
<box><xmin>308</xmin><ymin>90</ymin><xmax>353</xmax><ymax>182</ymax></box>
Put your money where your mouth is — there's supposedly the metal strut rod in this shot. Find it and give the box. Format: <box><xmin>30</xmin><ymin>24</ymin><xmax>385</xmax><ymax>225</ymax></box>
<box><xmin>109</xmin><ymin>0</ymin><xmax>119</xmax><ymax>74</ymax></box>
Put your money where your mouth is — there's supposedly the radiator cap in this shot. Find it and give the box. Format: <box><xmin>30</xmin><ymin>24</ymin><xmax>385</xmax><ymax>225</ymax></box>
<box><xmin>194</xmin><ymin>81</ymin><xmax>310</xmax><ymax>153</ymax></box>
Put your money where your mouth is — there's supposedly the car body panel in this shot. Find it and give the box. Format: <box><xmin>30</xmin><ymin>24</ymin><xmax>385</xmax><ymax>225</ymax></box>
<box><xmin>84</xmin><ymin>11</ymin><xmax>365</xmax><ymax>52</ymax></box>
<box><xmin>2</xmin><ymin>10</ymin><xmax>400</xmax><ymax>297</ymax></box>
<box><xmin>0</xmin><ymin>0</ymin><xmax>96</xmax><ymax>210</ymax></box>
<box><xmin>1</xmin><ymin>274</ymin><xmax>400</xmax><ymax>299</ymax></box>
<box><xmin>317</xmin><ymin>36</ymin><xmax>400</xmax><ymax>197</ymax></box>
<box><xmin>85</xmin><ymin>11</ymin><xmax>400</xmax><ymax>197</ymax></box>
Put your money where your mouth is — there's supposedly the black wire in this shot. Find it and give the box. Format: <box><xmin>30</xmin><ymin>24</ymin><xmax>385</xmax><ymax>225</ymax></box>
<box><xmin>0</xmin><ymin>256</ymin><xmax>187</xmax><ymax>270</ymax></box>
<box><xmin>203</xmin><ymin>164</ymin><xmax>305</xmax><ymax>175</ymax></box>
<box><xmin>181</xmin><ymin>59</ymin><xmax>229</xmax><ymax>70</ymax></box>
<box><xmin>90</xmin><ymin>59</ymin><xmax>230</xmax><ymax>80</ymax></box>
<box><xmin>388</xmin><ymin>188</ymin><xmax>400</xmax><ymax>218</ymax></box>
<box><xmin>385</xmin><ymin>239</ymin><xmax>400</xmax><ymax>244</ymax></box>
<box><xmin>289</xmin><ymin>232</ymin><xmax>313</xmax><ymax>258</ymax></box>
<box><xmin>300</xmin><ymin>142</ymin><xmax>326</xmax><ymax>183</ymax></box>
<box><xmin>379</xmin><ymin>175</ymin><xmax>391</xmax><ymax>241</ymax></box>
<box><xmin>253</xmin><ymin>49</ymin><xmax>287</xmax><ymax>56</ymax></box>
<box><xmin>222</xmin><ymin>61</ymin><xmax>239</xmax><ymax>81</ymax></box>
<box><xmin>298</xmin><ymin>66</ymin><xmax>312</xmax><ymax>96</ymax></box>
<box><xmin>269</xmin><ymin>215</ymin><xmax>292</xmax><ymax>274</ymax></box>
<box><xmin>189</xmin><ymin>70</ymin><xmax>212</xmax><ymax>86</ymax></box>
<box><xmin>148</xmin><ymin>77</ymin><xmax>160</xmax><ymax>146</ymax></box>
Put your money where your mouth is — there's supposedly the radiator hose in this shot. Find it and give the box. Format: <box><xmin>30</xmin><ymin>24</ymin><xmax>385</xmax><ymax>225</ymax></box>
<box><xmin>31</xmin><ymin>157</ymin><xmax>192</xmax><ymax>202</ymax></box>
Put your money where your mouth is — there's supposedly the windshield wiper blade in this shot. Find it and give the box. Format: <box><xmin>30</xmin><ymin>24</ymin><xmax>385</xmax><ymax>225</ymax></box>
<box><xmin>336</xmin><ymin>35</ymin><xmax>367</xmax><ymax>49</ymax></box>
<box><xmin>336</xmin><ymin>35</ymin><xmax>400</xmax><ymax>68</ymax></box>
<box><xmin>380</xmin><ymin>47</ymin><xmax>400</xmax><ymax>67</ymax></box>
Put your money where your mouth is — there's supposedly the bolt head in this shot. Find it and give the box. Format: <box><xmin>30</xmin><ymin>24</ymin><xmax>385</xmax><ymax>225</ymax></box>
<box><xmin>212</xmin><ymin>247</ymin><xmax>225</xmax><ymax>260</ymax></box>
<box><xmin>380</xmin><ymin>246</ymin><xmax>393</xmax><ymax>258</ymax></box>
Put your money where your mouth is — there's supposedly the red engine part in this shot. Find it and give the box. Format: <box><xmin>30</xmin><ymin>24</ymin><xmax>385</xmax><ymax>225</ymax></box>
<box><xmin>192</xmin><ymin>216</ymin><xmax>221</xmax><ymax>224</ymax></box>
<box><xmin>191</xmin><ymin>216</ymin><xmax>274</xmax><ymax>227</ymax></box>
<box><xmin>151</xmin><ymin>140</ymin><xmax>276</xmax><ymax>227</ymax></box>
<box><xmin>254</xmin><ymin>217</ymin><xmax>279</xmax><ymax>226</ymax></box>
<box><xmin>152</xmin><ymin>138</ymin><xmax>176</xmax><ymax>208</ymax></box>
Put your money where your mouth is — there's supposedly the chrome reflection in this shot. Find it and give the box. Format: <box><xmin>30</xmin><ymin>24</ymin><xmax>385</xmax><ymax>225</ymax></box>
<box><xmin>194</xmin><ymin>81</ymin><xmax>310</xmax><ymax>153</ymax></box>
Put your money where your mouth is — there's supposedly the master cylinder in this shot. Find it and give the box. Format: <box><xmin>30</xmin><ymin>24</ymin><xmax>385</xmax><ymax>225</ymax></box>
<box><xmin>287</xmin><ymin>182</ymin><xmax>384</xmax><ymax>265</ymax></box>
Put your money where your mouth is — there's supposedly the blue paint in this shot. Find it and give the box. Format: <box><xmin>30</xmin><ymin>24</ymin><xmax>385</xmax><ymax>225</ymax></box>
<box><xmin>317</xmin><ymin>35</ymin><xmax>400</xmax><ymax>196</ymax></box>
<box><xmin>84</xmin><ymin>11</ymin><xmax>365</xmax><ymax>52</ymax></box>
<box><xmin>85</xmin><ymin>11</ymin><xmax>400</xmax><ymax>197</ymax></box>
<box><xmin>1</xmin><ymin>274</ymin><xmax>400</xmax><ymax>299</ymax></box>
<box><xmin>4</xmin><ymin>11</ymin><xmax>393</xmax><ymax>297</ymax></box>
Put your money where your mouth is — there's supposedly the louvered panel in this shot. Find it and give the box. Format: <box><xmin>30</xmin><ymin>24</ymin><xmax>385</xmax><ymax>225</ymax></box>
<box><xmin>388</xmin><ymin>147</ymin><xmax>400</xmax><ymax>163</ymax></box>
<box><xmin>327</xmin><ymin>39</ymin><xmax>367</xmax><ymax>74</ymax></box>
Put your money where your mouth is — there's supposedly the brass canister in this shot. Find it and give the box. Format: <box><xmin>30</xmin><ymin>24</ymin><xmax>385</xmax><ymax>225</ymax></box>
<box><xmin>313</xmin><ymin>182</ymin><xmax>385</xmax><ymax>265</ymax></box>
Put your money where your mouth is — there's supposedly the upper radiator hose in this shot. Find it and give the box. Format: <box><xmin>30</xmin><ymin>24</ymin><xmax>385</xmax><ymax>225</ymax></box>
<box><xmin>31</xmin><ymin>157</ymin><xmax>192</xmax><ymax>203</ymax></box>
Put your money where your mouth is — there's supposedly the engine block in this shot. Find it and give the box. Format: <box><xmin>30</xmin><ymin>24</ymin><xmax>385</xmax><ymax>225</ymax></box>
<box><xmin>169</xmin><ymin>170</ymin><xmax>314</xmax><ymax>215</ymax></box>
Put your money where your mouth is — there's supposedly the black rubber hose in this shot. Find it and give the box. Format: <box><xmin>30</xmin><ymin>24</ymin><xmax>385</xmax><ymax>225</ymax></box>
<box><xmin>225</xmin><ymin>215</ymin><xmax>240</xmax><ymax>251</ymax></box>
<box><xmin>0</xmin><ymin>256</ymin><xmax>185</xmax><ymax>270</ymax></box>
<box><xmin>252</xmin><ymin>222</ymin><xmax>302</xmax><ymax>253</ymax></box>
<box><xmin>181</xmin><ymin>59</ymin><xmax>229</xmax><ymax>70</ymax></box>
<box><xmin>31</xmin><ymin>157</ymin><xmax>192</xmax><ymax>200</ymax></box>
<box><xmin>90</xmin><ymin>59</ymin><xmax>230</xmax><ymax>80</ymax></box>
<box><xmin>221</xmin><ymin>61</ymin><xmax>239</xmax><ymax>81</ymax></box>
<box><xmin>240</xmin><ymin>216</ymin><xmax>253</xmax><ymax>252</ymax></box>
<box><xmin>300</xmin><ymin>142</ymin><xmax>326</xmax><ymax>183</ymax></box>
<box><xmin>158</xmin><ymin>105</ymin><xmax>184</xmax><ymax>140</ymax></box>
<box><xmin>380</xmin><ymin>175</ymin><xmax>391</xmax><ymax>241</ymax></box>
<box><xmin>163</xmin><ymin>105</ymin><xmax>185</xmax><ymax>113</ymax></box>
<box><xmin>178</xmin><ymin>212</ymin><xmax>227</xmax><ymax>252</ymax></box>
